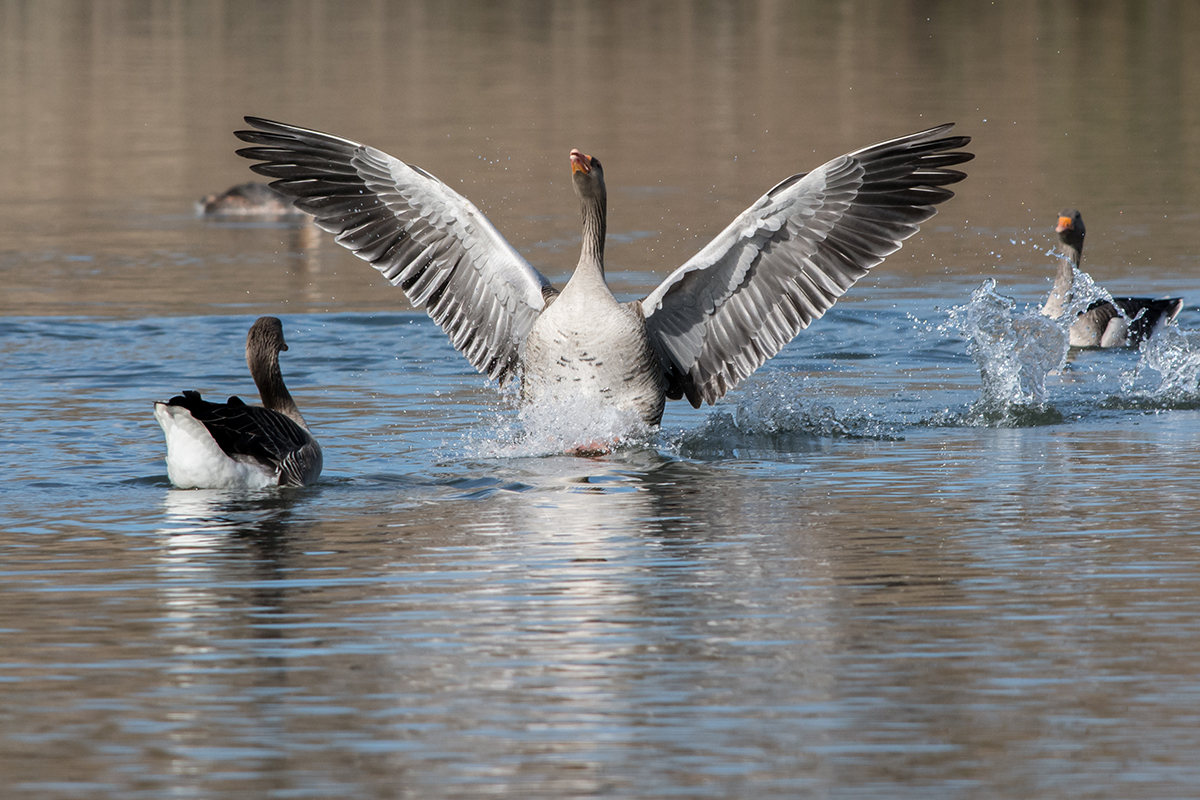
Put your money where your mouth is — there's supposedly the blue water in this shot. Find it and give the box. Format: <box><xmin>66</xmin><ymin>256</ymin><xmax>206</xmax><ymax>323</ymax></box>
<box><xmin>6</xmin><ymin>290</ymin><xmax>1200</xmax><ymax>798</ymax></box>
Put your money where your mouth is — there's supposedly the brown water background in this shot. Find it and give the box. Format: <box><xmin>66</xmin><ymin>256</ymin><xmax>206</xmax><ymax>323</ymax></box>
<box><xmin>3</xmin><ymin>0</ymin><xmax>1199</xmax><ymax>314</ymax></box>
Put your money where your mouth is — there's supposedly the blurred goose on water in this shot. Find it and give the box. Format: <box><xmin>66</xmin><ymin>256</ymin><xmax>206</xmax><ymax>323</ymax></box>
<box><xmin>1042</xmin><ymin>209</ymin><xmax>1182</xmax><ymax>347</ymax></box>
<box><xmin>197</xmin><ymin>181</ymin><xmax>300</xmax><ymax>217</ymax></box>
<box><xmin>235</xmin><ymin>117</ymin><xmax>972</xmax><ymax>433</ymax></box>
<box><xmin>154</xmin><ymin>316</ymin><xmax>322</xmax><ymax>489</ymax></box>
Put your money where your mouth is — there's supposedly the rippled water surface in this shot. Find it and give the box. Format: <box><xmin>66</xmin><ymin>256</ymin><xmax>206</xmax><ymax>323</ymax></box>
<box><xmin>5</xmin><ymin>2</ymin><xmax>1200</xmax><ymax>798</ymax></box>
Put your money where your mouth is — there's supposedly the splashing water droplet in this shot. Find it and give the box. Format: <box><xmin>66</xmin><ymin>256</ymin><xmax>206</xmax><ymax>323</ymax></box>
<box><xmin>946</xmin><ymin>280</ymin><xmax>1069</xmax><ymax>424</ymax></box>
<box><xmin>1126</xmin><ymin>325</ymin><xmax>1200</xmax><ymax>404</ymax></box>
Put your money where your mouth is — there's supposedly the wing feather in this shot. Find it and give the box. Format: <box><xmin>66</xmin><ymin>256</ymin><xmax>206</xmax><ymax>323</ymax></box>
<box><xmin>235</xmin><ymin>117</ymin><xmax>555</xmax><ymax>384</ymax></box>
<box><xmin>642</xmin><ymin>124</ymin><xmax>972</xmax><ymax>406</ymax></box>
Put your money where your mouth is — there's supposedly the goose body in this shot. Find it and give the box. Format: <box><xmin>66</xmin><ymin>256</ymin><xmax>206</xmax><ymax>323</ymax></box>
<box><xmin>523</xmin><ymin>272</ymin><xmax>667</xmax><ymax>425</ymax></box>
<box><xmin>235</xmin><ymin>119</ymin><xmax>972</xmax><ymax>434</ymax></box>
<box><xmin>154</xmin><ymin>316</ymin><xmax>322</xmax><ymax>488</ymax></box>
<box><xmin>1043</xmin><ymin>209</ymin><xmax>1183</xmax><ymax>348</ymax></box>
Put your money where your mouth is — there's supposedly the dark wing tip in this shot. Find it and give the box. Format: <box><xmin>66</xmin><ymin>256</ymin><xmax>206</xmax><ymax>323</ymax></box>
<box><xmin>235</xmin><ymin>117</ymin><xmax>319</xmax><ymax>147</ymax></box>
<box><xmin>933</xmin><ymin>133</ymin><xmax>972</xmax><ymax>150</ymax></box>
<box><xmin>911</xmin><ymin>122</ymin><xmax>956</xmax><ymax>138</ymax></box>
<box><xmin>242</xmin><ymin>115</ymin><xmax>289</xmax><ymax>131</ymax></box>
<box><xmin>236</xmin><ymin>117</ymin><xmax>277</xmax><ymax>144</ymax></box>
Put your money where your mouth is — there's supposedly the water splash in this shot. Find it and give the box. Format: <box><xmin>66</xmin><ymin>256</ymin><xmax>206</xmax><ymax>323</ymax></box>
<box><xmin>1117</xmin><ymin>325</ymin><xmax>1200</xmax><ymax>408</ymax></box>
<box><xmin>945</xmin><ymin>279</ymin><xmax>1068</xmax><ymax>425</ymax></box>
<box><xmin>670</xmin><ymin>374</ymin><xmax>901</xmax><ymax>459</ymax></box>
<box><xmin>1061</xmin><ymin>260</ymin><xmax>1119</xmax><ymax>318</ymax></box>
<box><xmin>730</xmin><ymin>376</ymin><xmax>900</xmax><ymax>438</ymax></box>
<box><xmin>465</xmin><ymin>393</ymin><xmax>657</xmax><ymax>459</ymax></box>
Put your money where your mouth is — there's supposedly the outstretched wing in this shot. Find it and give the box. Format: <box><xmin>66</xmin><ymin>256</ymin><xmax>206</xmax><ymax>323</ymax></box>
<box><xmin>641</xmin><ymin>124</ymin><xmax>972</xmax><ymax>407</ymax></box>
<box><xmin>235</xmin><ymin>117</ymin><xmax>556</xmax><ymax>384</ymax></box>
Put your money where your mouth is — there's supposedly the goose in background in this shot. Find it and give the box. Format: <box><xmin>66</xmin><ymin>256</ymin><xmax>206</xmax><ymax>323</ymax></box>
<box><xmin>197</xmin><ymin>181</ymin><xmax>300</xmax><ymax>217</ymax></box>
<box><xmin>1042</xmin><ymin>209</ymin><xmax>1182</xmax><ymax>347</ymax></box>
<box><xmin>235</xmin><ymin>117</ymin><xmax>971</xmax><ymax>432</ymax></box>
<box><xmin>154</xmin><ymin>316</ymin><xmax>322</xmax><ymax>489</ymax></box>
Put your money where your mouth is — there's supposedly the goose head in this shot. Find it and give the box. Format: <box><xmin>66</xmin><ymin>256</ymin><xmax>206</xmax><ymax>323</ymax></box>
<box><xmin>1056</xmin><ymin>208</ymin><xmax>1086</xmax><ymax>255</ymax></box>
<box><xmin>247</xmin><ymin>315</ymin><xmax>288</xmax><ymax>364</ymax></box>
<box><xmin>570</xmin><ymin>149</ymin><xmax>605</xmax><ymax>201</ymax></box>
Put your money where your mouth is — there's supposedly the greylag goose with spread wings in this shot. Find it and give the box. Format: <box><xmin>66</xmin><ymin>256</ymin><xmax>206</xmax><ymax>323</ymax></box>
<box><xmin>235</xmin><ymin>118</ymin><xmax>971</xmax><ymax>428</ymax></box>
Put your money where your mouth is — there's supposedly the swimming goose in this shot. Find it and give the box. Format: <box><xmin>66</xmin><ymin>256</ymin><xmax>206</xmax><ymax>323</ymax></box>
<box><xmin>235</xmin><ymin>118</ymin><xmax>971</xmax><ymax>428</ymax></box>
<box><xmin>197</xmin><ymin>181</ymin><xmax>300</xmax><ymax>217</ymax></box>
<box><xmin>1042</xmin><ymin>209</ymin><xmax>1183</xmax><ymax>347</ymax></box>
<box><xmin>154</xmin><ymin>316</ymin><xmax>323</xmax><ymax>488</ymax></box>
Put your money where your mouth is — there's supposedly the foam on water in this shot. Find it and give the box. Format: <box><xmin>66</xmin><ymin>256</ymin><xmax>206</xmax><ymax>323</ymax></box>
<box><xmin>727</xmin><ymin>375</ymin><xmax>901</xmax><ymax>439</ymax></box>
<box><xmin>459</xmin><ymin>370</ymin><xmax>902</xmax><ymax>461</ymax></box>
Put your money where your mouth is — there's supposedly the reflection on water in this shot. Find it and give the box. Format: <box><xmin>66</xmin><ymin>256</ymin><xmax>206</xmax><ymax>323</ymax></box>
<box><xmin>10</xmin><ymin>421</ymin><xmax>1198</xmax><ymax>796</ymax></box>
<box><xmin>5</xmin><ymin>1</ymin><xmax>1200</xmax><ymax>797</ymax></box>
<box><xmin>8</xmin><ymin>406</ymin><xmax>1200</xmax><ymax>796</ymax></box>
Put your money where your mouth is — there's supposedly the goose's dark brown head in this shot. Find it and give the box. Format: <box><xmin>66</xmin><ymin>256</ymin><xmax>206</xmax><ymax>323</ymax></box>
<box><xmin>1056</xmin><ymin>208</ymin><xmax>1086</xmax><ymax>254</ymax></box>
<box><xmin>247</xmin><ymin>316</ymin><xmax>288</xmax><ymax>362</ymax></box>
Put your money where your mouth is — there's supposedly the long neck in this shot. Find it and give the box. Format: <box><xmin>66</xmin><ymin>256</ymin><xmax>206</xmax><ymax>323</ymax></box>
<box><xmin>577</xmin><ymin>193</ymin><xmax>607</xmax><ymax>281</ymax></box>
<box><xmin>1052</xmin><ymin>243</ymin><xmax>1079</xmax><ymax>302</ymax></box>
<box><xmin>249</xmin><ymin>348</ymin><xmax>306</xmax><ymax>428</ymax></box>
<box><xmin>1042</xmin><ymin>236</ymin><xmax>1082</xmax><ymax>319</ymax></box>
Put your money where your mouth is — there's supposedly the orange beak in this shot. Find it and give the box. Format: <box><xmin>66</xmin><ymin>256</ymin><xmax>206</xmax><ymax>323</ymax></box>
<box><xmin>570</xmin><ymin>149</ymin><xmax>591</xmax><ymax>175</ymax></box>
<box><xmin>1056</xmin><ymin>215</ymin><xmax>1073</xmax><ymax>233</ymax></box>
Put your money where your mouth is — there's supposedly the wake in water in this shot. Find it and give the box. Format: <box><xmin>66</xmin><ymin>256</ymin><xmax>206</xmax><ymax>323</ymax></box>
<box><xmin>666</xmin><ymin>374</ymin><xmax>903</xmax><ymax>460</ymax></box>
<box><xmin>462</xmin><ymin>271</ymin><xmax>1197</xmax><ymax>456</ymax></box>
